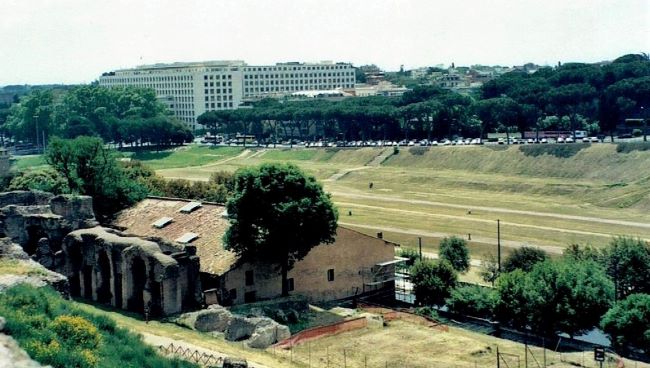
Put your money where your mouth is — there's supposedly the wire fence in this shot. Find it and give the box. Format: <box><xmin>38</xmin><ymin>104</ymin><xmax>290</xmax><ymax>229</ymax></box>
<box><xmin>267</xmin><ymin>341</ymin><xmax>649</xmax><ymax>368</ymax></box>
<box><xmin>158</xmin><ymin>342</ymin><xmax>225</xmax><ymax>367</ymax></box>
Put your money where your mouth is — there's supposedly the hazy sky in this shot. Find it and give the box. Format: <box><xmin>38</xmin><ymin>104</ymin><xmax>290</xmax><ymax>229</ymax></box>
<box><xmin>1</xmin><ymin>0</ymin><xmax>648</xmax><ymax>85</ymax></box>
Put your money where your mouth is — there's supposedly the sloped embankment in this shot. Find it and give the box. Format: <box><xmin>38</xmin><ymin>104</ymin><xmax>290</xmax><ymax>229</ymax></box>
<box><xmin>383</xmin><ymin>144</ymin><xmax>650</xmax><ymax>209</ymax></box>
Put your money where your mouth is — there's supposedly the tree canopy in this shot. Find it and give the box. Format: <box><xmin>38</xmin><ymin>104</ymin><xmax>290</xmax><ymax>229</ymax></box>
<box><xmin>223</xmin><ymin>163</ymin><xmax>338</xmax><ymax>296</ymax></box>
<box><xmin>438</xmin><ymin>236</ymin><xmax>470</xmax><ymax>273</ymax></box>
<box><xmin>410</xmin><ymin>259</ymin><xmax>458</xmax><ymax>306</ymax></box>
<box><xmin>601</xmin><ymin>293</ymin><xmax>650</xmax><ymax>353</ymax></box>
<box><xmin>502</xmin><ymin>246</ymin><xmax>548</xmax><ymax>273</ymax></box>
<box><xmin>45</xmin><ymin>136</ymin><xmax>147</xmax><ymax>218</ymax></box>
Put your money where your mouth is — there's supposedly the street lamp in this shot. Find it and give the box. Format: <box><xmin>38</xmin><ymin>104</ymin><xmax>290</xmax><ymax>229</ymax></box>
<box><xmin>641</xmin><ymin>106</ymin><xmax>647</xmax><ymax>142</ymax></box>
<box><xmin>33</xmin><ymin>114</ymin><xmax>39</xmax><ymax>149</ymax></box>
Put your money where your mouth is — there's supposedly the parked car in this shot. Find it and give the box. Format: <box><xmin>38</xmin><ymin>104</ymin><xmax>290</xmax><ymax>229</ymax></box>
<box><xmin>540</xmin><ymin>138</ymin><xmax>548</xmax><ymax>144</ymax></box>
<box><xmin>557</xmin><ymin>137</ymin><xmax>565</xmax><ymax>143</ymax></box>
<box><xmin>582</xmin><ymin>137</ymin><xmax>590</xmax><ymax>143</ymax></box>
<box><xmin>590</xmin><ymin>137</ymin><xmax>599</xmax><ymax>143</ymax></box>
<box><xmin>565</xmin><ymin>137</ymin><xmax>574</xmax><ymax>143</ymax></box>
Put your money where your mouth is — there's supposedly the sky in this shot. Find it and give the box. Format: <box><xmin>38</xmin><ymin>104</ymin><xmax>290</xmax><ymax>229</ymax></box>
<box><xmin>1</xmin><ymin>0</ymin><xmax>649</xmax><ymax>85</ymax></box>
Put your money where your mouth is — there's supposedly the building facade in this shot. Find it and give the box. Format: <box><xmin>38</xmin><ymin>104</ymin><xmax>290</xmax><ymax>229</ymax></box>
<box><xmin>99</xmin><ymin>61</ymin><xmax>356</xmax><ymax>130</ymax></box>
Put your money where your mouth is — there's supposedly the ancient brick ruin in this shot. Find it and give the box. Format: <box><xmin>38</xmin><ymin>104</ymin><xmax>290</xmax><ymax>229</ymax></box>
<box><xmin>0</xmin><ymin>190</ymin><xmax>202</xmax><ymax>316</ymax></box>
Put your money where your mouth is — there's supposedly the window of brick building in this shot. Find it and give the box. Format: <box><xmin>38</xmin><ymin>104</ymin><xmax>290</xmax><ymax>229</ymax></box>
<box><xmin>327</xmin><ymin>269</ymin><xmax>334</xmax><ymax>282</ymax></box>
<box><xmin>286</xmin><ymin>278</ymin><xmax>295</xmax><ymax>292</ymax></box>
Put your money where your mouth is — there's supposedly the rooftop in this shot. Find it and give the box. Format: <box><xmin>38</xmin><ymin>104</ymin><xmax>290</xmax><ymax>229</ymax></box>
<box><xmin>113</xmin><ymin>197</ymin><xmax>236</xmax><ymax>274</ymax></box>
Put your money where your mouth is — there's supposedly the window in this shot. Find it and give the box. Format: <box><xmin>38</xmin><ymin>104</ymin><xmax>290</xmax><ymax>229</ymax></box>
<box><xmin>244</xmin><ymin>291</ymin><xmax>256</xmax><ymax>303</ymax></box>
<box><xmin>229</xmin><ymin>288</ymin><xmax>237</xmax><ymax>301</ymax></box>
<box><xmin>286</xmin><ymin>278</ymin><xmax>295</xmax><ymax>292</ymax></box>
<box><xmin>245</xmin><ymin>270</ymin><xmax>254</xmax><ymax>286</ymax></box>
<box><xmin>327</xmin><ymin>269</ymin><xmax>334</xmax><ymax>282</ymax></box>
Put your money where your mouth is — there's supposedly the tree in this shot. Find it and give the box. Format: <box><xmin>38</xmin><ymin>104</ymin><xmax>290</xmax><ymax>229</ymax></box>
<box><xmin>502</xmin><ymin>246</ymin><xmax>548</xmax><ymax>273</ymax></box>
<box><xmin>602</xmin><ymin>237</ymin><xmax>650</xmax><ymax>300</ymax></box>
<box><xmin>8</xmin><ymin>169</ymin><xmax>70</xmax><ymax>194</ymax></box>
<box><xmin>479</xmin><ymin>253</ymin><xmax>500</xmax><ymax>285</ymax></box>
<box><xmin>601</xmin><ymin>293</ymin><xmax>650</xmax><ymax>353</ymax></box>
<box><xmin>439</xmin><ymin>236</ymin><xmax>470</xmax><ymax>273</ymax></box>
<box><xmin>410</xmin><ymin>259</ymin><xmax>457</xmax><ymax>306</ymax></box>
<box><xmin>446</xmin><ymin>285</ymin><xmax>497</xmax><ymax>319</ymax></box>
<box><xmin>496</xmin><ymin>260</ymin><xmax>614</xmax><ymax>337</ymax></box>
<box><xmin>525</xmin><ymin>260</ymin><xmax>613</xmax><ymax>337</ymax></box>
<box><xmin>223</xmin><ymin>163</ymin><xmax>338</xmax><ymax>296</ymax></box>
<box><xmin>45</xmin><ymin>136</ymin><xmax>147</xmax><ymax>218</ymax></box>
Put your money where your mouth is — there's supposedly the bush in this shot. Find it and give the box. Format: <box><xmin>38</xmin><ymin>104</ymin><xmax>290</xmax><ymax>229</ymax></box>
<box><xmin>446</xmin><ymin>285</ymin><xmax>497</xmax><ymax>319</ymax></box>
<box><xmin>0</xmin><ymin>285</ymin><xmax>198</xmax><ymax>368</ymax></box>
<box><xmin>632</xmin><ymin>128</ymin><xmax>643</xmax><ymax>137</ymax></box>
<box><xmin>409</xmin><ymin>146</ymin><xmax>428</xmax><ymax>155</ymax></box>
<box><xmin>616</xmin><ymin>142</ymin><xmax>650</xmax><ymax>153</ymax></box>
<box><xmin>519</xmin><ymin>144</ymin><xmax>587</xmax><ymax>158</ymax></box>
<box><xmin>439</xmin><ymin>236</ymin><xmax>470</xmax><ymax>273</ymax></box>
<box><xmin>9</xmin><ymin>169</ymin><xmax>70</xmax><ymax>194</ymax></box>
<box><xmin>503</xmin><ymin>246</ymin><xmax>548</xmax><ymax>273</ymax></box>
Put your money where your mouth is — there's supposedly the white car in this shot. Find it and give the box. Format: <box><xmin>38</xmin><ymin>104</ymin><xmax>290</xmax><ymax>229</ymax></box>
<box><xmin>430</xmin><ymin>140</ymin><xmax>439</xmax><ymax>146</ymax></box>
<box><xmin>440</xmin><ymin>139</ymin><xmax>451</xmax><ymax>146</ymax></box>
<box><xmin>565</xmin><ymin>137</ymin><xmax>574</xmax><ymax>143</ymax></box>
<box><xmin>557</xmin><ymin>137</ymin><xmax>565</xmax><ymax>143</ymax></box>
<box><xmin>540</xmin><ymin>138</ymin><xmax>548</xmax><ymax>144</ymax></box>
<box><xmin>590</xmin><ymin>137</ymin><xmax>599</xmax><ymax>143</ymax></box>
<box><xmin>582</xmin><ymin>137</ymin><xmax>590</xmax><ymax>143</ymax></box>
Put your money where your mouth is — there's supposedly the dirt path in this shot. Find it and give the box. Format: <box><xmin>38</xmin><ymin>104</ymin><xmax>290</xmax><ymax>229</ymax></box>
<box><xmin>339</xmin><ymin>221</ymin><xmax>565</xmax><ymax>254</ymax></box>
<box><xmin>326</xmin><ymin>148</ymin><xmax>392</xmax><ymax>181</ymax></box>
<box><xmin>332</xmin><ymin>191</ymin><xmax>650</xmax><ymax>229</ymax></box>
<box><xmin>140</xmin><ymin>332</ymin><xmax>271</xmax><ymax>368</ymax></box>
<box><xmin>336</xmin><ymin>201</ymin><xmax>638</xmax><ymax>240</ymax></box>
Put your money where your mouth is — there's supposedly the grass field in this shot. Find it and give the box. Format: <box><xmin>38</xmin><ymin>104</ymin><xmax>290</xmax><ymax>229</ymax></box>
<box><xmin>271</xmin><ymin>319</ymin><xmax>648</xmax><ymax>368</ymax></box>
<box><xmin>151</xmin><ymin>144</ymin><xmax>650</xmax><ymax>262</ymax></box>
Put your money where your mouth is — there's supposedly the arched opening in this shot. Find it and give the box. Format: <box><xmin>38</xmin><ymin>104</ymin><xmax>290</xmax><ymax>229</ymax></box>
<box><xmin>96</xmin><ymin>250</ymin><xmax>112</xmax><ymax>304</ymax></box>
<box><xmin>82</xmin><ymin>265</ymin><xmax>93</xmax><ymax>299</ymax></box>
<box><xmin>68</xmin><ymin>245</ymin><xmax>83</xmax><ymax>297</ymax></box>
<box><xmin>24</xmin><ymin>225</ymin><xmax>46</xmax><ymax>255</ymax></box>
<box><xmin>128</xmin><ymin>257</ymin><xmax>146</xmax><ymax>313</ymax></box>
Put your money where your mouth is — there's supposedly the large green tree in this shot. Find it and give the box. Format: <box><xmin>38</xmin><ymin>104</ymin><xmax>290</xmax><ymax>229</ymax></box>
<box><xmin>410</xmin><ymin>259</ymin><xmax>457</xmax><ymax>306</ymax></box>
<box><xmin>45</xmin><ymin>136</ymin><xmax>147</xmax><ymax>218</ymax></box>
<box><xmin>438</xmin><ymin>236</ymin><xmax>470</xmax><ymax>273</ymax></box>
<box><xmin>602</xmin><ymin>237</ymin><xmax>650</xmax><ymax>300</ymax></box>
<box><xmin>223</xmin><ymin>163</ymin><xmax>338</xmax><ymax>296</ymax></box>
<box><xmin>502</xmin><ymin>246</ymin><xmax>548</xmax><ymax>273</ymax></box>
<box><xmin>601</xmin><ymin>293</ymin><xmax>650</xmax><ymax>353</ymax></box>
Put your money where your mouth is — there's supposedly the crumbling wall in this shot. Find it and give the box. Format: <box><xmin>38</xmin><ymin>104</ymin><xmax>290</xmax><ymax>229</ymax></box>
<box><xmin>60</xmin><ymin>226</ymin><xmax>201</xmax><ymax>316</ymax></box>
<box><xmin>0</xmin><ymin>191</ymin><xmax>98</xmax><ymax>259</ymax></box>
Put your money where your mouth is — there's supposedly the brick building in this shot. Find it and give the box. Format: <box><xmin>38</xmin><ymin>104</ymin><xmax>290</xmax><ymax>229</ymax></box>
<box><xmin>114</xmin><ymin>197</ymin><xmax>398</xmax><ymax>305</ymax></box>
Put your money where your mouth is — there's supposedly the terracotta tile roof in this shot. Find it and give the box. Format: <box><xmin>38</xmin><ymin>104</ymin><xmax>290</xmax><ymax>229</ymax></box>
<box><xmin>113</xmin><ymin>197</ymin><xmax>237</xmax><ymax>274</ymax></box>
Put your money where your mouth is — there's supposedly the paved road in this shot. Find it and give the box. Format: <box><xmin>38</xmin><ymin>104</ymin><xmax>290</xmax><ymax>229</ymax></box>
<box><xmin>332</xmin><ymin>191</ymin><xmax>650</xmax><ymax>229</ymax></box>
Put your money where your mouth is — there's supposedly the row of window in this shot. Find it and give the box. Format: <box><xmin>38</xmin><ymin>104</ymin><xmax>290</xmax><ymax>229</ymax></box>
<box><xmin>204</xmin><ymin>81</ymin><xmax>232</xmax><ymax>87</ymax></box>
<box><xmin>204</xmin><ymin>95</ymin><xmax>233</xmax><ymax>102</ymax></box>
<box><xmin>244</xmin><ymin>65</ymin><xmax>352</xmax><ymax>72</ymax></box>
<box><xmin>204</xmin><ymin>74</ymin><xmax>234</xmax><ymax>80</ymax></box>
<box><xmin>204</xmin><ymin>88</ymin><xmax>233</xmax><ymax>95</ymax></box>
<box><xmin>204</xmin><ymin>102</ymin><xmax>234</xmax><ymax>109</ymax></box>
<box><xmin>244</xmin><ymin>78</ymin><xmax>351</xmax><ymax>86</ymax></box>
<box><xmin>244</xmin><ymin>85</ymin><xmax>354</xmax><ymax>94</ymax></box>
<box><xmin>244</xmin><ymin>72</ymin><xmax>353</xmax><ymax>79</ymax></box>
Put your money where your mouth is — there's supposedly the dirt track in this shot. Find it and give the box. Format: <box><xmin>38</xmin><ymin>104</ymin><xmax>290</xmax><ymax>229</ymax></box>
<box><xmin>332</xmin><ymin>191</ymin><xmax>650</xmax><ymax>229</ymax></box>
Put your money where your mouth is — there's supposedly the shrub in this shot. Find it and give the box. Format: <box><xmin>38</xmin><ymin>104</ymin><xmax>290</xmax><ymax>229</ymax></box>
<box><xmin>409</xmin><ymin>146</ymin><xmax>428</xmax><ymax>155</ymax></box>
<box><xmin>519</xmin><ymin>144</ymin><xmax>587</xmax><ymax>158</ymax></box>
<box><xmin>616</xmin><ymin>142</ymin><xmax>650</xmax><ymax>153</ymax></box>
<box><xmin>0</xmin><ymin>285</ymin><xmax>198</xmax><ymax>368</ymax></box>
<box><xmin>51</xmin><ymin>315</ymin><xmax>102</xmax><ymax>349</ymax></box>
<box><xmin>632</xmin><ymin>128</ymin><xmax>643</xmax><ymax>137</ymax></box>
<box><xmin>8</xmin><ymin>169</ymin><xmax>70</xmax><ymax>194</ymax></box>
<box><xmin>446</xmin><ymin>285</ymin><xmax>497</xmax><ymax>319</ymax></box>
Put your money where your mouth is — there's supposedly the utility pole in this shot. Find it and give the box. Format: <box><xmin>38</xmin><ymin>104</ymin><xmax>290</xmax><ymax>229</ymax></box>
<box><xmin>497</xmin><ymin>219</ymin><xmax>501</xmax><ymax>272</ymax></box>
<box><xmin>418</xmin><ymin>237</ymin><xmax>422</xmax><ymax>260</ymax></box>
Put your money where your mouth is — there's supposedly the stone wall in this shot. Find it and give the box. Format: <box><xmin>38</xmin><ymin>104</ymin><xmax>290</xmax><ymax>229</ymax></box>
<box><xmin>59</xmin><ymin>226</ymin><xmax>202</xmax><ymax>316</ymax></box>
<box><xmin>219</xmin><ymin>227</ymin><xmax>396</xmax><ymax>305</ymax></box>
<box><xmin>0</xmin><ymin>191</ymin><xmax>97</xmax><ymax>259</ymax></box>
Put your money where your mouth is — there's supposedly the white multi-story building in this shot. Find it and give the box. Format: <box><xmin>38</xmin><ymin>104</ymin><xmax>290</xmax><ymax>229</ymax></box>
<box><xmin>99</xmin><ymin>60</ymin><xmax>356</xmax><ymax>130</ymax></box>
